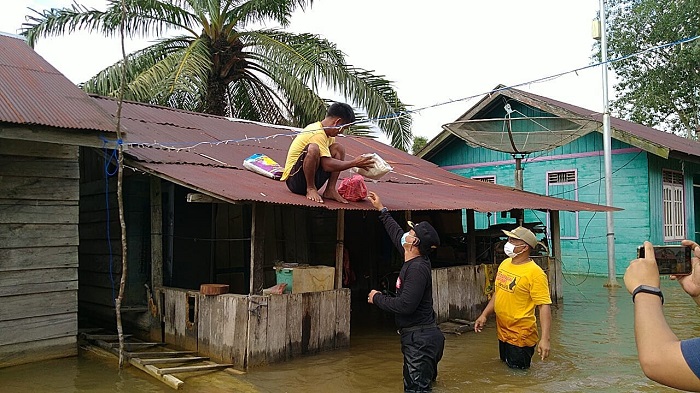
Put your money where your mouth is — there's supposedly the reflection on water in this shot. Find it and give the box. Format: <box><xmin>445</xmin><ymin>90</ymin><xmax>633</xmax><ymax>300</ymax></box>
<box><xmin>2</xmin><ymin>275</ymin><xmax>700</xmax><ymax>392</ymax></box>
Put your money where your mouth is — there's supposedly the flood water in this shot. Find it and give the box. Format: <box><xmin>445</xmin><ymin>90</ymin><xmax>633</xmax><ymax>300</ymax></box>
<box><xmin>3</xmin><ymin>274</ymin><xmax>700</xmax><ymax>393</ymax></box>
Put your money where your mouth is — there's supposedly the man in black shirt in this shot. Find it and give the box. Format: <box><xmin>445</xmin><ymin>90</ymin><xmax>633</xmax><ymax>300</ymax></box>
<box><xmin>367</xmin><ymin>191</ymin><xmax>445</xmax><ymax>392</ymax></box>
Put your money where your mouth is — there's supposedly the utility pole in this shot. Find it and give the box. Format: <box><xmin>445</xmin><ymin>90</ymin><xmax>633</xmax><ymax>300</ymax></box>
<box><xmin>596</xmin><ymin>0</ymin><xmax>619</xmax><ymax>287</ymax></box>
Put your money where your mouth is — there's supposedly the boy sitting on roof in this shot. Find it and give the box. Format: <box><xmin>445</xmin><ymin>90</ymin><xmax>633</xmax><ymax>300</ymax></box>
<box><xmin>280</xmin><ymin>102</ymin><xmax>374</xmax><ymax>204</ymax></box>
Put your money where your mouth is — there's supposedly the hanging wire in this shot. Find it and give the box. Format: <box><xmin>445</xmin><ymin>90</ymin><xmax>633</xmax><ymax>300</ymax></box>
<box><xmin>97</xmin><ymin>34</ymin><xmax>700</xmax><ymax>151</ymax></box>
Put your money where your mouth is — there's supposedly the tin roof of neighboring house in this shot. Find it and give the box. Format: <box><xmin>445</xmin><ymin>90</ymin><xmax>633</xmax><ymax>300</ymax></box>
<box><xmin>92</xmin><ymin>95</ymin><xmax>617</xmax><ymax>213</ymax></box>
<box><xmin>0</xmin><ymin>33</ymin><xmax>116</xmax><ymax>133</ymax></box>
<box><xmin>419</xmin><ymin>85</ymin><xmax>700</xmax><ymax>161</ymax></box>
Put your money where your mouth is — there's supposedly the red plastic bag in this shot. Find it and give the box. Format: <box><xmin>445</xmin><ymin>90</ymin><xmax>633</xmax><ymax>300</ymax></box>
<box><xmin>337</xmin><ymin>175</ymin><xmax>368</xmax><ymax>202</ymax></box>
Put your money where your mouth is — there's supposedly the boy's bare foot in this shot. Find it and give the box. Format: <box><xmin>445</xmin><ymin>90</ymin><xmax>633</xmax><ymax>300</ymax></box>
<box><xmin>323</xmin><ymin>189</ymin><xmax>349</xmax><ymax>204</ymax></box>
<box><xmin>306</xmin><ymin>188</ymin><xmax>324</xmax><ymax>203</ymax></box>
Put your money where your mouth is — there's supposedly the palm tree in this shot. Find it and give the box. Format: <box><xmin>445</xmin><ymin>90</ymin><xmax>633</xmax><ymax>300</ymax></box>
<box><xmin>22</xmin><ymin>0</ymin><xmax>412</xmax><ymax>150</ymax></box>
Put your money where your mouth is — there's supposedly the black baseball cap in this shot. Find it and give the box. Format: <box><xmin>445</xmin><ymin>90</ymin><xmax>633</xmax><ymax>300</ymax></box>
<box><xmin>408</xmin><ymin>221</ymin><xmax>440</xmax><ymax>255</ymax></box>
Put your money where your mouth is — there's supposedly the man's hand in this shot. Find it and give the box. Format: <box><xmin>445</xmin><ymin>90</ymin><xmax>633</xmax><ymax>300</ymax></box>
<box><xmin>352</xmin><ymin>154</ymin><xmax>375</xmax><ymax>170</ymax></box>
<box><xmin>367</xmin><ymin>289</ymin><xmax>380</xmax><ymax>304</ymax></box>
<box><xmin>367</xmin><ymin>191</ymin><xmax>384</xmax><ymax>211</ymax></box>
<box><xmin>537</xmin><ymin>338</ymin><xmax>550</xmax><ymax>360</ymax></box>
<box><xmin>624</xmin><ymin>241</ymin><xmax>661</xmax><ymax>294</ymax></box>
<box><xmin>474</xmin><ymin>315</ymin><xmax>487</xmax><ymax>332</ymax></box>
<box><xmin>672</xmin><ymin>240</ymin><xmax>700</xmax><ymax>299</ymax></box>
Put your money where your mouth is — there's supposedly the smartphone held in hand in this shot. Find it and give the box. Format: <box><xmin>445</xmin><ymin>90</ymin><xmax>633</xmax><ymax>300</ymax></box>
<box><xmin>637</xmin><ymin>245</ymin><xmax>692</xmax><ymax>275</ymax></box>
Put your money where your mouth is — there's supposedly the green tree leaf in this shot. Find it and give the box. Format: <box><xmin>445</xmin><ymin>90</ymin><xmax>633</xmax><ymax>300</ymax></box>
<box><xmin>599</xmin><ymin>0</ymin><xmax>700</xmax><ymax>138</ymax></box>
<box><xmin>21</xmin><ymin>0</ymin><xmax>412</xmax><ymax>149</ymax></box>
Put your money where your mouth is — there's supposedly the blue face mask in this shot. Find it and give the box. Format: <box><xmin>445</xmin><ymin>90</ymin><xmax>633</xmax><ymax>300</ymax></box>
<box><xmin>401</xmin><ymin>232</ymin><xmax>411</xmax><ymax>247</ymax></box>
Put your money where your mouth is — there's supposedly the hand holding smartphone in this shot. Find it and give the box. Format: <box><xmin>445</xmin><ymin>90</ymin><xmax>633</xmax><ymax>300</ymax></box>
<box><xmin>637</xmin><ymin>245</ymin><xmax>692</xmax><ymax>275</ymax></box>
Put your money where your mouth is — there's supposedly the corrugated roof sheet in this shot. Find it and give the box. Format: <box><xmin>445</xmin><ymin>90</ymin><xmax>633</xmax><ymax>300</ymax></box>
<box><xmin>507</xmin><ymin>88</ymin><xmax>700</xmax><ymax>158</ymax></box>
<box><xmin>0</xmin><ymin>34</ymin><xmax>116</xmax><ymax>132</ymax></box>
<box><xmin>92</xmin><ymin>96</ymin><xmax>616</xmax><ymax>213</ymax></box>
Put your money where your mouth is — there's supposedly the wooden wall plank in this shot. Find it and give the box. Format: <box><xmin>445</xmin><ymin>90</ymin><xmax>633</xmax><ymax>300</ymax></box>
<box><xmin>0</xmin><ymin>291</ymin><xmax>77</xmax><ymax>321</ymax></box>
<box><xmin>286</xmin><ymin>293</ymin><xmax>303</xmax><ymax>358</ymax></box>
<box><xmin>447</xmin><ymin>266</ymin><xmax>464</xmax><ymax>319</ymax></box>
<box><xmin>335</xmin><ymin>289</ymin><xmax>350</xmax><ymax>348</ymax></box>
<box><xmin>78</xmin><ymin>239</ymin><xmax>122</xmax><ymax>254</ymax></box>
<box><xmin>0</xmin><ymin>201</ymin><xmax>77</xmax><ymax>224</ymax></box>
<box><xmin>266</xmin><ymin>294</ymin><xmax>288</xmax><ymax>363</ymax></box>
<box><xmin>435</xmin><ymin>268</ymin><xmax>449</xmax><ymax>322</ymax></box>
<box><xmin>0</xmin><ymin>335</ymin><xmax>76</xmax><ymax>368</ymax></box>
<box><xmin>220</xmin><ymin>295</ymin><xmax>249</xmax><ymax>367</ymax></box>
<box><xmin>318</xmin><ymin>290</ymin><xmax>336</xmax><ymax>350</ymax></box>
<box><xmin>0</xmin><ymin>157</ymin><xmax>78</xmax><ymax>179</ymax></box>
<box><xmin>0</xmin><ymin>313</ymin><xmax>76</xmax><ymax>346</ymax></box>
<box><xmin>246</xmin><ymin>295</ymin><xmax>268</xmax><ymax>367</ymax></box>
<box><xmin>301</xmin><ymin>292</ymin><xmax>320</xmax><ymax>354</ymax></box>
<box><xmin>165</xmin><ymin>289</ymin><xmax>198</xmax><ymax>352</ymax></box>
<box><xmin>0</xmin><ymin>139</ymin><xmax>78</xmax><ymax>159</ymax></box>
<box><xmin>78</xmin><ymin>254</ymin><xmax>122</xmax><ymax>274</ymax></box>
<box><xmin>0</xmin><ymin>224</ymin><xmax>78</xmax><ymax>248</ymax></box>
<box><xmin>0</xmin><ymin>268</ymin><xmax>77</xmax><ymax>286</ymax></box>
<box><xmin>78</xmin><ymin>270</ymin><xmax>119</xmax><ymax>289</ymax></box>
<box><xmin>0</xmin><ymin>280</ymin><xmax>77</xmax><ymax>297</ymax></box>
<box><xmin>0</xmin><ymin>176</ymin><xmax>78</xmax><ymax>201</ymax></box>
<box><xmin>197</xmin><ymin>294</ymin><xmax>218</xmax><ymax>360</ymax></box>
<box><xmin>0</xmin><ymin>246</ymin><xmax>77</xmax><ymax>271</ymax></box>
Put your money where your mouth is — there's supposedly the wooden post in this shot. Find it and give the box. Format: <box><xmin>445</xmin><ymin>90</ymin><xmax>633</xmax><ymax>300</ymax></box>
<box><xmin>150</xmin><ymin>176</ymin><xmax>163</xmax><ymax>289</ymax></box>
<box><xmin>549</xmin><ymin>210</ymin><xmax>561</xmax><ymax>262</ymax></box>
<box><xmin>249</xmin><ymin>202</ymin><xmax>265</xmax><ymax>295</ymax></box>
<box><xmin>335</xmin><ymin>210</ymin><xmax>345</xmax><ymax>289</ymax></box>
<box><xmin>466</xmin><ymin>209</ymin><xmax>476</xmax><ymax>264</ymax></box>
<box><xmin>549</xmin><ymin>210</ymin><xmax>562</xmax><ymax>301</ymax></box>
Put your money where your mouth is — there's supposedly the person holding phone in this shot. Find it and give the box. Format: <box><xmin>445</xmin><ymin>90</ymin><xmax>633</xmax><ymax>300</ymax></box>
<box><xmin>624</xmin><ymin>240</ymin><xmax>700</xmax><ymax>391</ymax></box>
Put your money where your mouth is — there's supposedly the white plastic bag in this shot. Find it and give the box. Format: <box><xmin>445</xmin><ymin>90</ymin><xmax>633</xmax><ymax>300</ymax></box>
<box><xmin>352</xmin><ymin>153</ymin><xmax>392</xmax><ymax>180</ymax></box>
<box><xmin>243</xmin><ymin>153</ymin><xmax>284</xmax><ymax>180</ymax></box>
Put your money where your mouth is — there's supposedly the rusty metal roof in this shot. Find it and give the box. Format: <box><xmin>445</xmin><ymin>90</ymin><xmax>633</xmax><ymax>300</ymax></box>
<box><xmin>498</xmin><ymin>87</ymin><xmax>700</xmax><ymax>158</ymax></box>
<box><xmin>0</xmin><ymin>34</ymin><xmax>116</xmax><ymax>132</ymax></box>
<box><xmin>92</xmin><ymin>95</ymin><xmax>617</xmax><ymax>213</ymax></box>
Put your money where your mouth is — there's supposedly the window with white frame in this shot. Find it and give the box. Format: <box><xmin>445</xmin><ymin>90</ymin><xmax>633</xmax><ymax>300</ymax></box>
<box><xmin>464</xmin><ymin>176</ymin><xmax>497</xmax><ymax>231</ymax></box>
<box><xmin>547</xmin><ymin>170</ymin><xmax>578</xmax><ymax>239</ymax></box>
<box><xmin>663</xmin><ymin>170</ymin><xmax>685</xmax><ymax>241</ymax></box>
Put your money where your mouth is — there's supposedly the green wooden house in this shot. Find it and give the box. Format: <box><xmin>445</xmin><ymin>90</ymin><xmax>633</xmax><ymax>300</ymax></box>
<box><xmin>418</xmin><ymin>86</ymin><xmax>700</xmax><ymax>276</ymax></box>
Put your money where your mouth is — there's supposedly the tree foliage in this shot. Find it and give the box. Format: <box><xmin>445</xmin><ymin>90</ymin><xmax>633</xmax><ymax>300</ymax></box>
<box><xmin>411</xmin><ymin>135</ymin><xmax>427</xmax><ymax>155</ymax></box>
<box><xmin>21</xmin><ymin>0</ymin><xmax>412</xmax><ymax>149</ymax></box>
<box><xmin>603</xmin><ymin>0</ymin><xmax>700</xmax><ymax>138</ymax></box>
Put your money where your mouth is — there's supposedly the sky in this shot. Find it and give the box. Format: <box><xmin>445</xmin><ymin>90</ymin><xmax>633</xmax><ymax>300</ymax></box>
<box><xmin>1</xmin><ymin>0</ymin><xmax>609</xmax><ymax>142</ymax></box>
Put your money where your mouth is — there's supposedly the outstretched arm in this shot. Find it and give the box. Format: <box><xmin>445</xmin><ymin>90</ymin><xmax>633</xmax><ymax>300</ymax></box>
<box><xmin>320</xmin><ymin>154</ymin><xmax>373</xmax><ymax>173</ymax></box>
<box><xmin>625</xmin><ymin>241</ymin><xmax>700</xmax><ymax>391</ymax></box>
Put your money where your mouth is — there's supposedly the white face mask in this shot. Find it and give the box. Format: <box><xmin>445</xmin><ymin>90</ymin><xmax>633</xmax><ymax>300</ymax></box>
<box><xmin>401</xmin><ymin>232</ymin><xmax>411</xmax><ymax>247</ymax></box>
<box><xmin>504</xmin><ymin>241</ymin><xmax>524</xmax><ymax>258</ymax></box>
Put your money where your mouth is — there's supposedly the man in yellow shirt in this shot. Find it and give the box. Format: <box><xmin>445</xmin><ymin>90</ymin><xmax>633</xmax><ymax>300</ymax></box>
<box><xmin>280</xmin><ymin>102</ymin><xmax>374</xmax><ymax>203</ymax></box>
<box><xmin>474</xmin><ymin>226</ymin><xmax>552</xmax><ymax>369</ymax></box>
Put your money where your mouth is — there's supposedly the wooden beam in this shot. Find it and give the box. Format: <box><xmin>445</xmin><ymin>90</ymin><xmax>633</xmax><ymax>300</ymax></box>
<box><xmin>136</xmin><ymin>356</ymin><xmax>209</xmax><ymax>365</ymax></box>
<box><xmin>186</xmin><ymin>193</ymin><xmax>229</xmax><ymax>203</ymax></box>
<box><xmin>83</xmin><ymin>334</ymin><xmax>132</xmax><ymax>341</ymax></box>
<box><xmin>466</xmin><ymin>209</ymin><xmax>476</xmax><ymax>264</ymax></box>
<box><xmin>549</xmin><ymin>210</ymin><xmax>561</xmax><ymax>263</ymax></box>
<box><xmin>129</xmin><ymin>359</ymin><xmax>185</xmax><ymax>389</ymax></box>
<box><xmin>155</xmin><ymin>364</ymin><xmax>232</xmax><ymax>375</ymax></box>
<box><xmin>151</xmin><ymin>177</ymin><xmax>163</xmax><ymax>289</ymax></box>
<box><xmin>249</xmin><ymin>202</ymin><xmax>264</xmax><ymax>295</ymax></box>
<box><xmin>0</xmin><ymin>126</ymin><xmax>120</xmax><ymax>149</ymax></box>
<box><xmin>335</xmin><ymin>210</ymin><xmax>345</xmax><ymax>289</ymax></box>
<box><xmin>124</xmin><ymin>351</ymin><xmax>195</xmax><ymax>358</ymax></box>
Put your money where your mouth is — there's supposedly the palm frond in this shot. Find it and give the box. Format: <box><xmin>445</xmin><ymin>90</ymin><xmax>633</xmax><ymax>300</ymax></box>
<box><xmin>243</xmin><ymin>29</ymin><xmax>412</xmax><ymax>149</ymax></box>
<box><xmin>228</xmin><ymin>0</ymin><xmax>313</xmax><ymax>29</ymax></box>
<box><xmin>21</xmin><ymin>0</ymin><xmax>200</xmax><ymax>47</ymax></box>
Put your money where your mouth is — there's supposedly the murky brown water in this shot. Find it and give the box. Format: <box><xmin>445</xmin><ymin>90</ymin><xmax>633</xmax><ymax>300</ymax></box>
<box><xmin>3</xmin><ymin>275</ymin><xmax>700</xmax><ymax>392</ymax></box>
